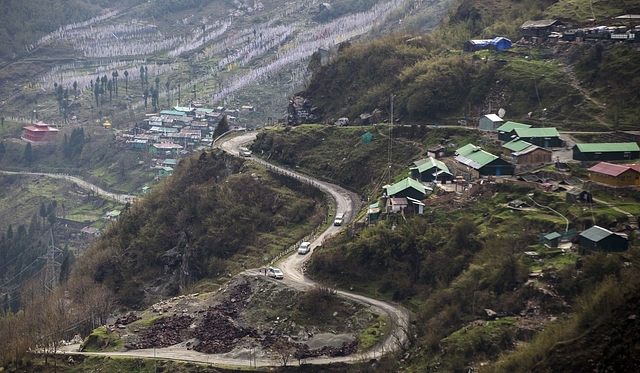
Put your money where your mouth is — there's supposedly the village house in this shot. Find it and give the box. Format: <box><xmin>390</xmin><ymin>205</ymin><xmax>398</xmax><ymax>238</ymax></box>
<box><xmin>587</xmin><ymin>162</ymin><xmax>640</xmax><ymax>186</ymax></box>
<box><xmin>496</xmin><ymin>121</ymin><xmax>532</xmax><ymax>142</ymax></box>
<box><xmin>149</xmin><ymin>142</ymin><xmax>184</xmax><ymax>155</ymax></box>
<box><xmin>410</xmin><ymin>157</ymin><xmax>453</xmax><ymax>183</ymax></box>
<box><xmin>455</xmin><ymin>144</ymin><xmax>514</xmax><ymax>177</ymax></box>
<box><xmin>573</xmin><ymin>142</ymin><xmax>640</xmax><ymax>162</ymax></box>
<box><xmin>427</xmin><ymin>145</ymin><xmax>446</xmax><ymax>159</ymax></box>
<box><xmin>157</xmin><ymin>167</ymin><xmax>174</xmax><ymax>178</ymax></box>
<box><xmin>22</xmin><ymin>121</ymin><xmax>59</xmax><ymax>142</ymax></box>
<box><xmin>579</xmin><ymin>225</ymin><xmax>628</xmax><ymax>252</ymax></box>
<box><xmin>478</xmin><ymin>114</ymin><xmax>504</xmax><ymax>131</ymax></box>
<box><xmin>382</xmin><ymin>177</ymin><xmax>426</xmax><ymax>215</ymax></box>
<box><xmin>520</xmin><ymin>19</ymin><xmax>561</xmax><ymax>42</ymax></box>
<box><xmin>512</xmin><ymin>127</ymin><xmax>563</xmax><ymax>148</ymax></box>
<box><xmin>503</xmin><ymin>139</ymin><xmax>552</xmax><ymax>164</ymax></box>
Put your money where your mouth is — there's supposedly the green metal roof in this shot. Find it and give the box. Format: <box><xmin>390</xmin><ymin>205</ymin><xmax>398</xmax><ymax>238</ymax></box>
<box><xmin>513</xmin><ymin>127</ymin><xmax>560</xmax><ymax>138</ymax></box>
<box><xmin>575</xmin><ymin>142</ymin><xmax>640</xmax><ymax>153</ymax></box>
<box><xmin>579</xmin><ymin>225</ymin><xmax>613</xmax><ymax>242</ymax></box>
<box><xmin>160</xmin><ymin>110</ymin><xmax>187</xmax><ymax>117</ymax></box>
<box><xmin>411</xmin><ymin>157</ymin><xmax>450</xmax><ymax>174</ymax></box>
<box><xmin>496</xmin><ymin>121</ymin><xmax>532</xmax><ymax>132</ymax></box>
<box><xmin>503</xmin><ymin>139</ymin><xmax>532</xmax><ymax>152</ymax></box>
<box><xmin>456</xmin><ymin>143</ymin><xmax>481</xmax><ymax>157</ymax></box>
<box><xmin>385</xmin><ymin>177</ymin><xmax>425</xmax><ymax>197</ymax></box>
<box><xmin>455</xmin><ymin>144</ymin><xmax>498</xmax><ymax>168</ymax></box>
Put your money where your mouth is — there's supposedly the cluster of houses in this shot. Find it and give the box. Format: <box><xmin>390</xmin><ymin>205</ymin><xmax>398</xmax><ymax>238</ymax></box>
<box><xmin>368</xmin><ymin>114</ymin><xmax>640</xmax><ymax>253</ymax></box>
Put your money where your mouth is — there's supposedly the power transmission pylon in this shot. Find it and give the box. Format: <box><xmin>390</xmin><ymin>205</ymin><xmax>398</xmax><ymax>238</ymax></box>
<box><xmin>39</xmin><ymin>229</ymin><xmax>63</xmax><ymax>293</ymax></box>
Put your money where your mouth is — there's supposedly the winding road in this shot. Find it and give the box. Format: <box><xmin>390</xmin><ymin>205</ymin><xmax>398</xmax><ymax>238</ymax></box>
<box><xmin>0</xmin><ymin>170</ymin><xmax>135</xmax><ymax>203</ymax></box>
<box><xmin>59</xmin><ymin>132</ymin><xmax>411</xmax><ymax>367</ymax></box>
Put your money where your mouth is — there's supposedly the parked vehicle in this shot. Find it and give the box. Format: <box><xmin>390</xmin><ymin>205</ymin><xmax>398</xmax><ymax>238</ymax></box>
<box><xmin>335</xmin><ymin>117</ymin><xmax>349</xmax><ymax>126</ymax></box>
<box><xmin>298</xmin><ymin>241</ymin><xmax>311</xmax><ymax>254</ymax></box>
<box><xmin>239</xmin><ymin>147</ymin><xmax>251</xmax><ymax>157</ymax></box>
<box><xmin>267</xmin><ymin>267</ymin><xmax>283</xmax><ymax>279</ymax></box>
<box><xmin>334</xmin><ymin>213</ymin><xmax>344</xmax><ymax>226</ymax></box>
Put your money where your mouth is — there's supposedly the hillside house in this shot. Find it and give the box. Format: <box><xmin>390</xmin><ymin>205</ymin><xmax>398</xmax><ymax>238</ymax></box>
<box><xmin>463</xmin><ymin>37</ymin><xmax>512</xmax><ymax>52</ymax></box>
<box><xmin>503</xmin><ymin>140</ymin><xmax>552</xmax><ymax>164</ymax></box>
<box><xmin>384</xmin><ymin>177</ymin><xmax>426</xmax><ymax>200</ymax></box>
<box><xmin>157</xmin><ymin>167</ymin><xmax>174</xmax><ymax>178</ymax></box>
<box><xmin>410</xmin><ymin>157</ymin><xmax>453</xmax><ymax>183</ymax></box>
<box><xmin>579</xmin><ymin>225</ymin><xmax>628</xmax><ymax>252</ymax></box>
<box><xmin>455</xmin><ymin>144</ymin><xmax>514</xmax><ymax>177</ymax></box>
<box><xmin>427</xmin><ymin>145</ymin><xmax>446</xmax><ymax>158</ymax></box>
<box><xmin>566</xmin><ymin>189</ymin><xmax>593</xmax><ymax>204</ymax></box>
<box><xmin>513</xmin><ymin>127</ymin><xmax>562</xmax><ymax>148</ymax></box>
<box><xmin>520</xmin><ymin>19</ymin><xmax>560</xmax><ymax>42</ymax></box>
<box><xmin>149</xmin><ymin>142</ymin><xmax>184</xmax><ymax>155</ymax></box>
<box><xmin>573</xmin><ymin>142</ymin><xmax>640</xmax><ymax>162</ymax></box>
<box><xmin>22</xmin><ymin>121</ymin><xmax>59</xmax><ymax>142</ymax></box>
<box><xmin>497</xmin><ymin>121</ymin><xmax>532</xmax><ymax>142</ymax></box>
<box><xmin>587</xmin><ymin>162</ymin><xmax>640</xmax><ymax>186</ymax></box>
<box><xmin>478</xmin><ymin>114</ymin><xmax>504</xmax><ymax>131</ymax></box>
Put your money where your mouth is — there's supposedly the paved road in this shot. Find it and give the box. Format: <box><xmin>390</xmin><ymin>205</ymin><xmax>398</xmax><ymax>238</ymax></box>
<box><xmin>0</xmin><ymin>170</ymin><xmax>135</xmax><ymax>203</ymax></box>
<box><xmin>60</xmin><ymin>132</ymin><xmax>411</xmax><ymax>367</ymax></box>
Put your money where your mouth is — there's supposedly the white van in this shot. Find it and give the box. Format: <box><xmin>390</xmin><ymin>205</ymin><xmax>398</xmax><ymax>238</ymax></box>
<box><xmin>298</xmin><ymin>242</ymin><xmax>311</xmax><ymax>255</ymax></box>
<box><xmin>334</xmin><ymin>213</ymin><xmax>344</xmax><ymax>226</ymax></box>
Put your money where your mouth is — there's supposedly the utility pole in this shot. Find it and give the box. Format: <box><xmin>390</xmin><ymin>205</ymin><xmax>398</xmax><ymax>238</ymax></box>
<box><xmin>388</xmin><ymin>94</ymin><xmax>395</xmax><ymax>185</ymax></box>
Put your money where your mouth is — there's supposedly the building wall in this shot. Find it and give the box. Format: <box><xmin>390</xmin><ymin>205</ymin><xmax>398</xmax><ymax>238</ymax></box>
<box><xmin>589</xmin><ymin>169</ymin><xmax>640</xmax><ymax>186</ymax></box>
<box><xmin>573</xmin><ymin>149</ymin><xmax>640</xmax><ymax>161</ymax></box>
<box><xmin>478</xmin><ymin>117</ymin><xmax>502</xmax><ymax>131</ymax></box>
<box><xmin>516</xmin><ymin>148</ymin><xmax>552</xmax><ymax>164</ymax></box>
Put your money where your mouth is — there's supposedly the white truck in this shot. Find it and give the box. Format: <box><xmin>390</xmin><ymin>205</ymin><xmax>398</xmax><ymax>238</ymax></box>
<box><xmin>334</xmin><ymin>213</ymin><xmax>344</xmax><ymax>226</ymax></box>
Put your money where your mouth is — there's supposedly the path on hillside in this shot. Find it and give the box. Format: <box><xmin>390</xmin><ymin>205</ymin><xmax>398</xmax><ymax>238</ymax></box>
<box><xmin>60</xmin><ymin>131</ymin><xmax>411</xmax><ymax>367</ymax></box>
<box><xmin>563</xmin><ymin>65</ymin><xmax>611</xmax><ymax>128</ymax></box>
<box><xmin>0</xmin><ymin>170</ymin><xmax>135</xmax><ymax>203</ymax></box>
<box><xmin>592</xmin><ymin>197</ymin><xmax>638</xmax><ymax>229</ymax></box>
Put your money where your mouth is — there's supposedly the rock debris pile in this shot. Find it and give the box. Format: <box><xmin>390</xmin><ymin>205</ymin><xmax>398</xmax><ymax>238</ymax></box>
<box><xmin>127</xmin><ymin>278</ymin><xmax>359</xmax><ymax>359</ymax></box>
<box><xmin>129</xmin><ymin>315</ymin><xmax>193</xmax><ymax>349</ymax></box>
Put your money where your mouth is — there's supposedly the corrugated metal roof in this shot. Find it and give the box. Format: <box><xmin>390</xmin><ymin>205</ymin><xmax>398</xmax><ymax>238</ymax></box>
<box><xmin>385</xmin><ymin>177</ymin><xmax>425</xmax><ymax>197</ymax></box>
<box><xmin>503</xmin><ymin>139</ymin><xmax>532</xmax><ymax>152</ymax></box>
<box><xmin>483</xmin><ymin>114</ymin><xmax>503</xmax><ymax>122</ymax></box>
<box><xmin>514</xmin><ymin>127</ymin><xmax>560</xmax><ymax>138</ymax></box>
<box><xmin>588</xmin><ymin>162</ymin><xmax>638</xmax><ymax>177</ymax></box>
<box><xmin>456</xmin><ymin>143</ymin><xmax>481</xmax><ymax>157</ymax></box>
<box><xmin>513</xmin><ymin>145</ymin><xmax>550</xmax><ymax>157</ymax></box>
<box><xmin>579</xmin><ymin>225</ymin><xmax>612</xmax><ymax>242</ymax></box>
<box><xmin>575</xmin><ymin>142</ymin><xmax>640</xmax><ymax>153</ymax></box>
<box><xmin>411</xmin><ymin>157</ymin><xmax>450</xmax><ymax>174</ymax></box>
<box><xmin>497</xmin><ymin>121</ymin><xmax>532</xmax><ymax>132</ymax></box>
<box><xmin>544</xmin><ymin>232</ymin><xmax>562</xmax><ymax>240</ymax></box>
<box><xmin>521</xmin><ymin>20</ymin><xmax>558</xmax><ymax>29</ymax></box>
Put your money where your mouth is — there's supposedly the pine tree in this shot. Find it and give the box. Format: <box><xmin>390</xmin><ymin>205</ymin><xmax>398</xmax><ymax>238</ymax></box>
<box><xmin>22</xmin><ymin>142</ymin><xmax>33</xmax><ymax>165</ymax></box>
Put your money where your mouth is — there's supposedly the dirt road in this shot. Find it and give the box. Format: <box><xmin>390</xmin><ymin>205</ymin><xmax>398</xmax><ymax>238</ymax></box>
<box><xmin>60</xmin><ymin>132</ymin><xmax>411</xmax><ymax>367</ymax></box>
<box><xmin>0</xmin><ymin>170</ymin><xmax>135</xmax><ymax>203</ymax></box>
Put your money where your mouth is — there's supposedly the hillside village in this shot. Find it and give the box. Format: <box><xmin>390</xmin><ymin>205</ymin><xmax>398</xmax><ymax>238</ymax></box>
<box><xmin>2</xmin><ymin>0</ymin><xmax>640</xmax><ymax>370</ymax></box>
<box><xmin>368</xmin><ymin>114</ymin><xmax>638</xmax><ymax>254</ymax></box>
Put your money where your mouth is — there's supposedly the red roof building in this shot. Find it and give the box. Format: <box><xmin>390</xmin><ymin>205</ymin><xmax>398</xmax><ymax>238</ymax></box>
<box><xmin>22</xmin><ymin>121</ymin><xmax>59</xmax><ymax>142</ymax></box>
<box><xmin>588</xmin><ymin>162</ymin><xmax>640</xmax><ymax>186</ymax></box>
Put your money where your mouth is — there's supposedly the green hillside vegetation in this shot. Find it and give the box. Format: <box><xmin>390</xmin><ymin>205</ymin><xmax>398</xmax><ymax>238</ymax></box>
<box><xmin>251</xmin><ymin>124</ymin><xmax>482</xmax><ymax>196</ymax></box>
<box><xmin>72</xmin><ymin>149</ymin><xmax>329</xmax><ymax>307</ymax></box>
<box><xmin>305</xmin><ymin>182</ymin><xmax>640</xmax><ymax>372</ymax></box>
<box><xmin>298</xmin><ymin>0</ymin><xmax>640</xmax><ymax>128</ymax></box>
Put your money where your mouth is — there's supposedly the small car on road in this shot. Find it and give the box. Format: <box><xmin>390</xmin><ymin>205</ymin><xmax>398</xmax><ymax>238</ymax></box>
<box><xmin>267</xmin><ymin>267</ymin><xmax>283</xmax><ymax>279</ymax></box>
<box><xmin>298</xmin><ymin>242</ymin><xmax>311</xmax><ymax>255</ymax></box>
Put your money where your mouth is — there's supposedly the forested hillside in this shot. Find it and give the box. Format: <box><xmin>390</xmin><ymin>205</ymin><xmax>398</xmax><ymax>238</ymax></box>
<box><xmin>72</xmin><ymin>149</ymin><xmax>328</xmax><ymax>307</ymax></box>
